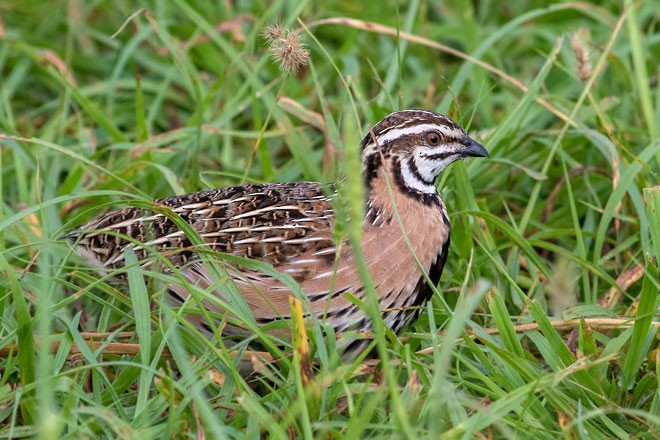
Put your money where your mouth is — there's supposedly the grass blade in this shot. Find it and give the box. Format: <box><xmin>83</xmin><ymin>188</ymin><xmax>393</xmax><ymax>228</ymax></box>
<box><xmin>123</xmin><ymin>248</ymin><xmax>153</xmax><ymax>416</ymax></box>
<box><xmin>645</xmin><ymin>186</ymin><xmax>660</xmax><ymax>260</ymax></box>
<box><xmin>623</xmin><ymin>262</ymin><xmax>659</xmax><ymax>387</ymax></box>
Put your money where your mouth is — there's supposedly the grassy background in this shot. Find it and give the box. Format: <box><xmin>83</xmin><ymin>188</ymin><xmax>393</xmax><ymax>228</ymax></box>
<box><xmin>1</xmin><ymin>0</ymin><xmax>660</xmax><ymax>438</ymax></box>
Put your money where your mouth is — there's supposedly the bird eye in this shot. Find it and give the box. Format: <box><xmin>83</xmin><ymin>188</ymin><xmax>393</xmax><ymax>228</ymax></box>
<box><xmin>425</xmin><ymin>131</ymin><xmax>442</xmax><ymax>146</ymax></box>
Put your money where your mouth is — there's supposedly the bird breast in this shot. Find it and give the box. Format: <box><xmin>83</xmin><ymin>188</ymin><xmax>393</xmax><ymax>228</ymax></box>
<box><xmin>215</xmin><ymin>168</ymin><xmax>451</xmax><ymax>330</ymax></box>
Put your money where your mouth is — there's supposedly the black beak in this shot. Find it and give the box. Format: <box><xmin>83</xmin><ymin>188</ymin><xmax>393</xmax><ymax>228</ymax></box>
<box><xmin>460</xmin><ymin>136</ymin><xmax>489</xmax><ymax>158</ymax></box>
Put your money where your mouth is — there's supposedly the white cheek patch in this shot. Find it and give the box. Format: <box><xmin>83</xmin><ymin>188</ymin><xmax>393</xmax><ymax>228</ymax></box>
<box><xmin>400</xmin><ymin>159</ymin><xmax>437</xmax><ymax>193</ymax></box>
<box><xmin>422</xmin><ymin>155</ymin><xmax>454</xmax><ymax>176</ymax></box>
<box><xmin>413</xmin><ymin>155</ymin><xmax>441</xmax><ymax>183</ymax></box>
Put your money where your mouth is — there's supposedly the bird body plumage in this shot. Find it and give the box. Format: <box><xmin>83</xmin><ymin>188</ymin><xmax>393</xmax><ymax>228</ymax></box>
<box><xmin>64</xmin><ymin>109</ymin><xmax>488</xmax><ymax>355</ymax></box>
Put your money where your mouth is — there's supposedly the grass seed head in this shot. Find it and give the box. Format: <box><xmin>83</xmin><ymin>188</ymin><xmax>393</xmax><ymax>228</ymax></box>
<box><xmin>263</xmin><ymin>24</ymin><xmax>310</xmax><ymax>75</ymax></box>
<box><xmin>570</xmin><ymin>29</ymin><xmax>592</xmax><ymax>83</ymax></box>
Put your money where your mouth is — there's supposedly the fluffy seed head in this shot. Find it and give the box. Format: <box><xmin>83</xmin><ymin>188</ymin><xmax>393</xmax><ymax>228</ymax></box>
<box><xmin>262</xmin><ymin>23</ymin><xmax>284</xmax><ymax>41</ymax></box>
<box><xmin>263</xmin><ymin>24</ymin><xmax>310</xmax><ymax>75</ymax></box>
<box><xmin>570</xmin><ymin>29</ymin><xmax>592</xmax><ymax>83</ymax></box>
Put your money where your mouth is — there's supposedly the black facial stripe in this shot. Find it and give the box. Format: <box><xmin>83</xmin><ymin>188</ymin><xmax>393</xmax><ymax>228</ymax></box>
<box><xmin>407</xmin><ymin>157</ymin><xmax>435</xmax><ymax>185</ymax></box>
<box><xmin>424</xmin><ymin>151</ymin><xmax>454</xmax><ymax>161</ymax></box>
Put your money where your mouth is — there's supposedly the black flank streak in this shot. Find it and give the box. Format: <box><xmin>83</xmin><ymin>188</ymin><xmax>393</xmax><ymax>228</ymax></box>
<box><xmin>325</xmin><ymin>304</ymin><xmax>356</xmax><ymax>320</ymax></box>
<box><xmin>256</xmin><ymin>316</ymin><xmax>279</xmax><ymax>324</ymax></box>
<box><xmin>414</xmin><ymin>235</ymin><xmax>450</xmax><ymax>309</ymax></box>
<box><xmin>308</xmin><ymin>286</ymin><xmax>350</xmax><ymax>302</ymax></box>
<box><xmin>353</xmin><ymin>316</ymin><xmax>368</xmax><ymax>332</ymax></box>
<box><xmin>440</xmin><ymin>207</ymin><xmax>450</xmax><ymax>227</ymax></box>
<box><xmin>343</xmin><ymin>338</ymin><xmax>369</xmax><ymax>355</ymax></box>
<box><xmin>391</xmin><ymin>234</ymin><xmax>451</xmax><ymax>334</ymax></box>
<box><xmin>167</xmin><ymin>288</ymin><xmax>186</xmax><ymax>304</ymax></box>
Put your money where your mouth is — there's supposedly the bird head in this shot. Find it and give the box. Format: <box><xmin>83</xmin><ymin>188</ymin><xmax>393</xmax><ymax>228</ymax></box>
<box><xmin>360</xmin><ymin>110</ymin><xmax>488</xmax><ymax>195</ymax></box>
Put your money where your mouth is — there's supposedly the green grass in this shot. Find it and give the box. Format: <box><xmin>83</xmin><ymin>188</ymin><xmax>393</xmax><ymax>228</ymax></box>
<box><xmin>1</xmin><ymin>0</ymin><xmax>660</xmax><ymax>438</ymax></box>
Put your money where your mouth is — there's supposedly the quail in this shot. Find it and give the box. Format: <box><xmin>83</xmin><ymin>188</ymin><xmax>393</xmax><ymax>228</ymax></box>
<box><xmin>64</xmin><ymin>110</ymin><xmax>489</xmax><ymax>355</ymax></box>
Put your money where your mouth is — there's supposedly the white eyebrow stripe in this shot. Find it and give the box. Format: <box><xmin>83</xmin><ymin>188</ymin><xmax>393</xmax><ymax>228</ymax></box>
<box><xmin>372</xmin><ymin>123</ymin><xmax>462</xmax><ymax>146</ymax></box>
